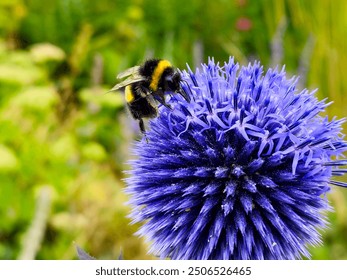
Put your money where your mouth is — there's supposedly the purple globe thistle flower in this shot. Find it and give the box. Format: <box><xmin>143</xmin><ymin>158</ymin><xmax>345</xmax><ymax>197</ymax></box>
<box><xmin>125</xmin><ymin>57</ymin><xmax>347</xmax><ymax>260</ymax></box>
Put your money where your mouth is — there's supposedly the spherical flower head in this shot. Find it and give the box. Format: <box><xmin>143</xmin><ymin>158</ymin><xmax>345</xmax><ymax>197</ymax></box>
<box><xmin>126</xmin><ymin>57</ymin><xmax>347</xmax><ymax>260</ymax></box>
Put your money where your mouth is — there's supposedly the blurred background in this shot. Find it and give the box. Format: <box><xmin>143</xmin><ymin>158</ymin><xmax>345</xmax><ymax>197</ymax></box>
<box><xmin>0</xmin><ymin>0</ymin><xmax>346</xmax><ymax>260</ymax></box>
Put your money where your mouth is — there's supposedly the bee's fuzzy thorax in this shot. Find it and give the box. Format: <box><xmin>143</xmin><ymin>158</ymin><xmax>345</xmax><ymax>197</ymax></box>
<box><xmin>149</xmin><ymin>60</ymin><xmax>172</xmax><ymax>91</ymax></box>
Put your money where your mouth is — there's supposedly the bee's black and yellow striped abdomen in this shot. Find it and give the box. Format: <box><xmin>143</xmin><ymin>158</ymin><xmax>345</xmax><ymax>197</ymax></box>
<box><xmin>125</xmin><ymin>84</ymin><xmax>157</xmax><ymax>119</ymax></box>
<box><xmin>125</xmin><ymin>85</ymin><xmax>135</xmax><ymax>103</ymax></box>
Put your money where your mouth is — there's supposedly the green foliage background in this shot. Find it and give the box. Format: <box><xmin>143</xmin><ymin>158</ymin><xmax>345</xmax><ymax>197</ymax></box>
<box><xmin>0</xmin><ymin>0</ymin><xmax>346</xmax><ymax>259</ymax></box>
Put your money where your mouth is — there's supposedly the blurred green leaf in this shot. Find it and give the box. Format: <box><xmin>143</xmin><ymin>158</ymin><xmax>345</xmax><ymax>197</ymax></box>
<box><xmin>0</xmin><ymin>144</ymin><xmax>19</xmax><ymax>172</ymax></box>
<box><xmin>30</xmin><ymin>43</ymin><xmax>66</xmax><ymax>63</ymax></box>
<box><xmin>49</xmin><ymin>134</ymin><xmax>77</xmax><ymax>162</ymax></box>
<box><xmin>81</xmin><ymin>142</ymin><xmax>107</xmax><ymax>162</ymax></box>
<box><xmin>79</xmin><ymin>88</ymin><xmax>124</xmax><ymax>110</ymax></box>
<box><xmin>0</xmin><ymin>63</ymin><xmax>45</xmax><ymax>86</ymax></box>
<box><xmin>11</xmin><ymin>86</ymin><xmax>59</xmax><ymax>111</ymax></box>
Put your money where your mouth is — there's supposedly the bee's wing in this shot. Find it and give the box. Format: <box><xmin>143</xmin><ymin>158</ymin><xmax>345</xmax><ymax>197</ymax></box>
<box><xmin>116</xmin><ymin>66</ymin><xmax>141</xmax><ymax>79</ymax></box>
<box><xmin>109</xmin><ymin>74</ymin><xmax>145</xmax><ymax>92</ymax></box>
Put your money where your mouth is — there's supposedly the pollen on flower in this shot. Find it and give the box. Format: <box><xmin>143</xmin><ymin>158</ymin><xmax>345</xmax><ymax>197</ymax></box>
<box><xmin>125</xmin><ymin>57</ymin><xmax>347</xmax><ymax>260</ymax></box>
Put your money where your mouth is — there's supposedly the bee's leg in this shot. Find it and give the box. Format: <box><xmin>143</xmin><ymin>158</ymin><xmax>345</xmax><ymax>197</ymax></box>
<box><xmin>138</xmin><ymin>118</ymin><xmax>149</xmax><ymax>143</ymax></box>
<box><xmin>155</xmin><ymin>90</ymin><xmax>172</xmax><ymax>109</ymax></box>
<box><xmin>137</xmin><ymin>84</ymin><xmax>150</xmax><ymax>98</ymax></box>
<box><xmin>178</xmin><ymin>81</ymin><xmax>191</xmax><ymax>102</ymax></box>
<box><xmin>138</xmin><ymin>118</ymin><xmax>146</xmax><ymax>134</ymax></box>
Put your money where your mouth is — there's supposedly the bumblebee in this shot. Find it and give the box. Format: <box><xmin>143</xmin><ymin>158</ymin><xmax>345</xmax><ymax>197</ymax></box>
<box><xmin>110</xmin><ymin>59</ymin><xmax>190</xmax><ymax>137</ymax></box>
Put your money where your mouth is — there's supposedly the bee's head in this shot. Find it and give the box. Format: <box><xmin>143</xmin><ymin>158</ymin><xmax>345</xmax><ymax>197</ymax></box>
<box><xmin>164</xmin><ymin>71</ymin><xmax>180</xmax><ymax>91</ymax></box>
<box><xmin>165</xmin><ymin>71</ymin><xmax>191</xmax><ymax>102</ymax></box>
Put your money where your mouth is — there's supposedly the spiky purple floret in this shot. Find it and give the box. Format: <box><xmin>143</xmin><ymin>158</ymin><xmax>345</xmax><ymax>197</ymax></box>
<box><xmin>126</xmin><ymin>57</ymin><xmax>347</xmax><ymax>260</ymax></box>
